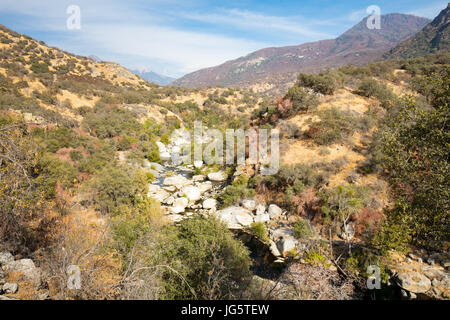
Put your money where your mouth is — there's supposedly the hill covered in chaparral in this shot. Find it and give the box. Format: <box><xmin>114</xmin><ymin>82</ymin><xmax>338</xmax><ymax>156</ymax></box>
<box><xmin>173</xmin><ymin>13</ymin><xmax>430</xmax><ymax>94</ymax></box>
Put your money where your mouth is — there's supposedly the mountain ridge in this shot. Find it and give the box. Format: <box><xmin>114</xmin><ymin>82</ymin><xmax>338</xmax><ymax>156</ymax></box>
<box><xmin>173</xmin><ymin>13</ymin><xmax>430</xmax><ymax>93</ymax></box>
<box><xmin>384</xmin><ymin>4</ymin><xmax>450</xmax><ymax>59</ymax></box>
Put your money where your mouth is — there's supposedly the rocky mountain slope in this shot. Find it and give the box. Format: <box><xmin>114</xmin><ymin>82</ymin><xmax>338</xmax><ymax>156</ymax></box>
<box><xmin>384</xmin><ymin>4</ymin><xmax>450</xmax><ymax>59</ymax></box>
<box><xmin>173</xmin><ymin>14</ymin><xmax>430</xmax><ymax>93</ymax></box>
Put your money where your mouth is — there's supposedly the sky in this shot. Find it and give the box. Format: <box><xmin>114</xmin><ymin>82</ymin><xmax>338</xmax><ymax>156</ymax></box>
<box><xmin>0</xmin><ymin>1</ymin><xmax>447</xmax><ymax>78</ymax></box>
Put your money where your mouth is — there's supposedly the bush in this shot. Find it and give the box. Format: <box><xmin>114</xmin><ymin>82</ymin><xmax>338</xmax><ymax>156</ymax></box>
<box><xmin>293</xmin><ymin>219</ymin><xmax>313</xmax><ymax>239</ymax></box>
<box><xmin>140</xmin><ymin>216</ymin><xmax>252</xmax><ymax>299</ymax></box>
<box><xmin>218</xmin><ymin>175</ymin><xmax>255</xmax><ymax>208</ymax></box>
<box><xmin>357</xmin><ymin>78</ymin><xmax>396</xmax><ymax>108</ymax></box>
<box><xmin>249</xmin><ymin>222</ymin><xmax>269</xmax><ymax>242</ymax></box>
<box><xmin>35</xmin><ymin>153</ymin><xmax>78</xmax><ymax>199</ymax></box>
<box><xmin>297</xmin><ymin>73</ymin><xmax>339</xmax><ymax>95</ymax></box>
<box><xmin>282</xmin><ymin>86</ymin><xmax>319</xmax><ymax>116</ymax></box>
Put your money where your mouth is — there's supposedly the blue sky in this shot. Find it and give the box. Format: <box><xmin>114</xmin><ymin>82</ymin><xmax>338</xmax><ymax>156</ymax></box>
<box><xmin>0</xmin><ymin>1</ymin><xmax>447</xmax><ymax>78</ymax></box>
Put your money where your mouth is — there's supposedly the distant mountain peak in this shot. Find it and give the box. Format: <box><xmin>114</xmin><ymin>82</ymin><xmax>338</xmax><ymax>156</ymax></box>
<box><xmin>130</xmin><ymin>68</ymin><xmax>176</xmax><ymax>86</ymax></box>
<box><xmin>173</xmin><ymin>13</ymin><xmax>430</xmax><ymax>94</ymax></box>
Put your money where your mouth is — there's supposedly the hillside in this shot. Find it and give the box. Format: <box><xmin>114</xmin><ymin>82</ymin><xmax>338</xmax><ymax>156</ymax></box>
<box><xmin>173</xmin><ymin>14</ymin><xmax>430</xmax><ymax>93</ymax></box>
<box><xmin>385</xmin><ymin>4</ymin><xmax>450</xmax><ymax>59</ymax></box>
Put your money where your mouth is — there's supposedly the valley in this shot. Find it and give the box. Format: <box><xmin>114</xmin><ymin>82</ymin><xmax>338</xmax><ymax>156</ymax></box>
<box><xmin>0</xmin><ymin>3</ymin><xmax>449</xmax><ymax>302</ymax></box>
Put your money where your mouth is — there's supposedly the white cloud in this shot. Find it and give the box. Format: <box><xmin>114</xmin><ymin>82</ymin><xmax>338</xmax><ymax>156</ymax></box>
<box><xmin>407</xmin><ymin>1</ymin><xmax>448</xmax><ymax>18</ymax></box>
<box><xmin>181</xmin><ymin>8</ymin><xmax>334</xmax><ymax>39</ymax></box>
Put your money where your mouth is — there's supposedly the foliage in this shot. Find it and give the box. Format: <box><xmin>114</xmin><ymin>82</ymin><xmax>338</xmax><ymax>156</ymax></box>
<box><xmin>249</xmin><ymin>222</ymin><xmax>269</xmax><ymax>242</ymax></box>
<box><xmin>373</xmin><ymin>71</ymin><xmax>449</xmax><ymax>249</ymax></box>
<box><xmin>297</xmin><ymin>72</ymin><xmax>340</xmax><ymax>95</ymax></box>
<box><xmin>293</xmin><ymin>219</ymin><xmax>314</xmax><ymax>239</ymax></box>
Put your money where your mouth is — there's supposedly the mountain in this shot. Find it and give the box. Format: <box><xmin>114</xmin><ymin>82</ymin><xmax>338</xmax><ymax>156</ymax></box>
<box><xmin>384</xmin><ymin>4</ymin><xmax>450</xmax><ymax>59</ymax></box>
<box><xmin>173</xmin><ymin>14</ymin><xmax>430</xmax><ymax>92</ymax></box>
<box><xmin>130</xmin><ymin>68</ymin><xmax>175</xmax><ymax>85</ymax></box>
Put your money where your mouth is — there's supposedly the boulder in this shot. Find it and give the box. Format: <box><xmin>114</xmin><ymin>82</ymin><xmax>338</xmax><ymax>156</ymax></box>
<box><xmin>163</xmin><ymin>175</ymin><xmax>191</xmax><ymax>189</ymax></box>
<box><xmin>277</xmin><ymin>237</ymin><xmax>297</xmax><ymax>256</ymax></box>
<box><xmin>156</xmin><ymin>141</ymin><xmax>167</xmax><ymax>153</ymax></box>
<box><xmin>197</xmin><ymin>181</ymin><xmax>213</xmax><ymax>193</ymax></box>
<box><xmin>3</xmin><ymin>282</ymin><xmax>18</xmax><ymax>294</ymax></box>
<box><xmin>242</xmin><ymin>199</ymin><xmax>256</xmax><ymax>211</ymax></box>
<box><xmin>216</xmin><ymin>207</ymin><xmax>253</xmax><ymax>229</ymax></box>
<box><xmin>254</xmin><ymin>214</ymin><xmax>270</xmax><ymax>223</ymax></box>
<box><xmin>171</xmin><ymin>206</ymin><xmax>185</xmax><ymax>214</ymax></box>
<box><xmin>396</xmin><ymin>271</ymin><xmax>432</xmax><ymax>293</ymax></box>
<box><xmin>148</xmin><ymin>188</ymin><xmax>170</xmax><ymax>202</ymax></box>
<box><xmin>256</xmin><ymin>204</ymin><xmax>266</xmax><ymax>216</ymax></box>
<box><xmin>269</xmin><ymin>240</ymin><xmax>282</xmax><ymax>257</ymax></box>
<box><xmin>160</xmin><ymin>152</ymin><xmax>171</xmax><ymax>161</ymax></box>
<box><xmin>202</xmin><ymin>198</ymin><xmax>217</xmax><ymax>210</ymax></box>
<box><xmin>4</xmin><ymin>259</ymin><xmax>40</xmax><ymax>284</ymax></box>
<box><xmin>173</xmin><ymin>197</ymin><xmax>189</xmax><ymax>208</ymax></box>
<box><xmin>208</xmin><ymin>171</ymin><xmax>227</xmax><ymax>182</ymax></box>
<box><xmin>268</xmin><ymin>204</ymin><xmax>282</xmax><ymax>218</ymax></box>
<box><xmin>181</xmin><ymin>186</ymin><xmax>202</xmax><ymax>202</ymax></box>
<box><xmin>0</xmin><ymin>251</ymin><xmax>14</xmax><ymax>265</ymax></box>
<box><xmin>167</xmin><ymin>214</ymin><xmax>184</xmax><ymax>223</ymax></box>
<box><xmin>192</xmin><ymin>175</ymin><xmax>205</xmax><ymax>182</ymax></box>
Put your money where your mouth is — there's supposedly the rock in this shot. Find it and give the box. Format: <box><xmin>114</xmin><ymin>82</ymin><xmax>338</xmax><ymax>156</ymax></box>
<box><xmin>4</xmin><ymin>259</ymin><xmax>40</xmax><ymax>284</ymax></box>
<box><xmin>163</xmin><ymin>175</ymin><xmax>191</xmax><ymax>189</ymax></box>
<box><xmin>277</xmin><ymin>237</ymin><xmax>297</xmax><ymax>256</ymax></box>
<box><xmin>192</xmin><ymin>175</ymin><xmax>205</xmax><ymax>182</ymax></box>
<box><xmin>256</xmin><ymin>204</ymin><xmax>266</xmax><ymax>216</ymax></box>
<box><xmin>242</xmin><ymin>199</ymin><xmax>256</xmax><ymax>211</ymax></box>
<box><xmin>254</xmin><ymin>214</ymin><xmax>270</xmax><ymax>223</ymax></box>
<box><xmin>216</xmin><ymin>206</ymin><xmax>253</xmax><ymax>229</ymax></box>
<box><xmin>173</xmin><ymin>197</ymin><xmax>189</xmax><ymax>208</ymax></box>
<box><xmin>207</xmin><ymin>171</ymin><xmax>227</xmax><ymax>182</ymax></box>
<box><xmin>0</xmin><ymin>251</ymin><xmax>14</xmax><ymax>265</ymax></box>
<box><xmin>147</xmin><ymin>162</ymin><xmax>164</xmax><ymax>172</ymax></box>
<box><xmin>171</xmin><ymin>206</ymin><xmax>185</xmax><ymax>214</ymax></box>
<box><xmin>197</xmin><ymin>181</ymin><xmax>213</xmax><ymax>193</ymax></box>
<box><xmin>156</xmin><ymin>141</ymin><xmax>166</xmax><ymax>153</ymax></box>
<box><xmin>163</xmin><ymin>196</ymin><xmax>175</xmax><ymax>205</ymax></box>
<box><xmin>181</xmin><ymin>186</ymin><xmax>202</xmax><ymax>202</ymax></box>
<box><xmin>269</xmin><ymin>240</ymin><xmax>282</xmax><ymax>257</ymax></box>
<box><xmin>396</xmin><ymin>271</ymin><xmax>432</xmax><ymax>293</ymax></box>
<box><xmin>167</xmin><ymin>214</ymin><xmax>184</xmax><ymax>223</ymax></box>
<box><xmin>3</xmin><ymin>282</ymin><xmax>18</xmax><ymax>294</ymax></box>
<box><xmin>160</xmin><ymin>152</ymin><xmax>171</xmax><ymax>161</ymax></box>
<box><xmin>202</xmin><ymin>198</ymin><xmax>217</xmax><ymax>210</ymax></box>
<box><xmin>272</xmin><ymin>227</ymin><xmax>296</xmax><ymax>240</ymax></box>
<box><xmin>194</xmin><ymin>160</ymin><xmax>203</xmax><ymax>169</ymax></box>
<box><xmin>235</xmin><ymin>211</ymin><xmax>253</xmax><ymax>226</ymax></box>
<box><xmin>148</xmin><ymin>188</ymin><xmax>170</xmax><ymax>202</ymax></box>
<box><xmin>163</xmin><ymin>186</ymin><xmax>176</xmax><ymax>192</ymax></box>
<box><xmin>268</xmin><ymin>204</ymin><xmax>282</xmax><ymax>218</ymax></box>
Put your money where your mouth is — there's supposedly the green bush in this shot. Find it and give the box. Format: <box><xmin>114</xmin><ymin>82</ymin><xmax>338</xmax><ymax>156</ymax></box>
<box><xmin>35</xmin><ymin>153</ymin><xmax>78</xmax><ymax>199</ymax></box>
<box><xmin>293</xmin><ymin>219</ymin><xmax>313</xmax><ymax>239</ymax></box>
<box><xmin>283</xmin><ymin>86</ymin><xmax>319</xmax><ymax>116</ymax></box>
<box><xmin>297</xmin><ymin>72</ymin><xmax>339</xmax><ymax>95</ymax></box>
<box><xmin>142</xmin><ymin>216</ymin><xmax>252</xmax><ymax>299</ymax></box>
<box><xmin>249</xmin><ymin>222</ymin><xmax>269</xmax><ymax>242</ymax></box>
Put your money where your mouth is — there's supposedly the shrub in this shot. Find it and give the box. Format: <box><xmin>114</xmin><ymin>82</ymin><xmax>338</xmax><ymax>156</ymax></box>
<box><xmin>139</xmin><ymin>216</ymin><xmax>252</xmax><ymax>299</ymax></box>
<box><xmin>297</xmin><ymin>72</ymin><xmax>339</xmax><ymax>95</ymax></box>
<box><xmin>282</xmin><ymin>86</ymin><xmax>319</xmax><ymax>117</ymax></box>
<box><xmin>357</xmin><ymin>78</ymin><xmax>396</xmax><ymax>108</ymax></box>
<box><xmin>293</xmin><ymin>219</ymin><xmax>313</xmax><ymax>239</ymax></box>
<box><xmin>249</xmin><ymin>222</ymin><xmax>269</xmax><ymax>242</ymax></box>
